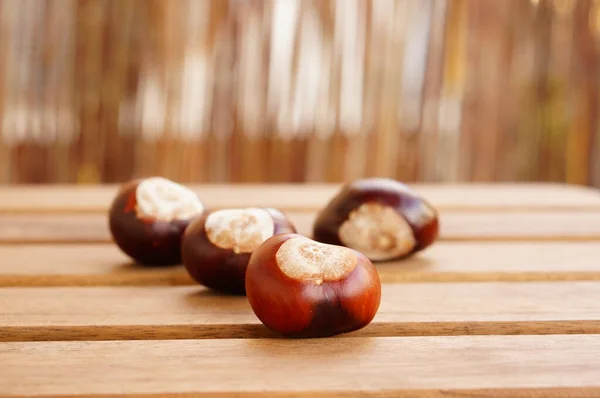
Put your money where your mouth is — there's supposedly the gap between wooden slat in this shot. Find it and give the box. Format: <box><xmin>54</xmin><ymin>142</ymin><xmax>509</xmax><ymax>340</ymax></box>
<box><xmin>1</xmin><ymin>282</ymin><xmax>599</xmax><ymax>341</ymax></box>
<box><xmin>0</xmin><ymin>390</ymin><xmax>591</xmax><ymax>398</ymax></box>
<box><xmin>2</xmin><ymin>241</ymin><xmax>600</xmax><ymax>287</ymax></box>
<box><xmin>1</xmin><ymin>335</ymin><xmax>599</xmax><ymax>397</ymax></box>
<box><xmin>4</xmin><ymin>272</ymin><xmax>600</xmax><ymax>287</ymax></box>
<box><xmin>2</xmin><ymin>321</ymin><xmax>600</xmax><ymax>343</ymax></box>
<box><xmin>1</xmin><ymin>183</ymin><xmax>600</xmax><ymax>214</ymax></box>
<box><xmin>3</xmin><ymin>211</ymin><xmax>600</xmax><ymax>244</ymax></box>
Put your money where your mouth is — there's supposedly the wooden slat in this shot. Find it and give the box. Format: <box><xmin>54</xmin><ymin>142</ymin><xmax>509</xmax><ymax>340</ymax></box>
<box><xmin>3</xmin><ymin>242</ymin><xmax>600</xmax><ymax>287</ymax></box>
<box><xmin>1</xmin><ymin>183</ymin><xmax>600</xmax><ymax>213</ymax></box>
<box><xmin>2</xmin><ymin>282</ymin><xmax>600</xmax><ymax>341</ymax></box>
<box><xmin>0</xmin><ymin>245</ymin><xmax>192</xmax><ymax>287</ymax></box>
<box><xmin>2</xmin><ymin>335</ymin><xmax>599</xmax><ymax>397</ymax></box>
<box><xmin>438</xmin><ymin>211</ymin><xmax>600</xmax><ymax>241</ymax></box>
<box><xmin>0</xmin><ymin>214</ymin><xmax>109</xmax><ymax>243</ymax></box>
<box><xmin>3</xmin><ymin>211</ymin><xmax>600</xmax><ymax>243</ymax></box>
<box><xmin>440</xmin><ymin>211</ymin><xmax>600</xmax><ymax>241</ymax></box>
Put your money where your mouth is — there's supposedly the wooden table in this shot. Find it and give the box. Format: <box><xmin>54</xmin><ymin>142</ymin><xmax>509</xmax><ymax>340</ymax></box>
<box><xmin>2</xmin><ymin>183</ymin><xmax>600</xmax><ymax>397</ymax></box>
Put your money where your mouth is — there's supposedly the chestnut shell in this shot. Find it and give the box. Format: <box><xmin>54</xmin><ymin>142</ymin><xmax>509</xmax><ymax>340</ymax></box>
<box><xmin>312</xmin><ymin>178</ymin><xmax>439</xmax><ymax>260</ymax></box>
<box><xmin>108</xmin><ymin>179</ymin><xmax>201</xmax><ymax>266</ymax></box>
<box><xmin>181</xmin><ymin>208</ymin><xmax>297</xmax><ymax>295</ymax></box>
<box><xmin>246</xmin><ymin>233</ymin><xmax>381</xmax><ymax>338</ymax></box>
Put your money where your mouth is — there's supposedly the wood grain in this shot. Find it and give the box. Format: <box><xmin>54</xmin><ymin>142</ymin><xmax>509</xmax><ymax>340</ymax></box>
<box><xmin>3</xmin><ymin>242</ymin><xmax>600</xmax><ymax>287</ymax></box>
<box><xmin>2</xmin><ymin>282</ymin><xmax>600</xmax><ymax>341</ymax></box>
<box><xmin>4</xmin><ymin>211</ymin><xmax>600</xmax><ymax>243</ymax></box>
<box><xmin>1</xmin><ymin>183</ymin><xmax>600</xmax><ymax>213</ymax></box>
<box><xmin>2</xmin><ymin>335</ymin><xmax>600</xmax><ymax>397</ymax></box>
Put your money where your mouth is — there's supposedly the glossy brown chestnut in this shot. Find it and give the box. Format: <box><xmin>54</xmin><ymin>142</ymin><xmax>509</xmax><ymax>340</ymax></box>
<box><xmin>181</xmin><ymin>207</ymin><xmax>297</xmax><ymax>295</ymax></box>
<box><xmin>108</xmin><ymin>177</ymin><xmax>205</xmax><ymax>266</ymax></box>
<box><xmin>313</xmin><ymin>178</ymin><xmax>439</xmax><ymax>261</ymax></box>
<box><xmin>245</xmin><ymin>233</ymin><xmax>381</xmax><ymax>338</ymax></box>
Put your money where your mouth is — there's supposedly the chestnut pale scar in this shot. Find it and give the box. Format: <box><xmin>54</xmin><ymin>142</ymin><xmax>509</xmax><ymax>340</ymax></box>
<box><xmin>205</xmin><ymin>208</ymin><xmax>275</xmax><ymax>254</ymax></box>
<box><xmin>338</xmin><ymin>202</ymin><xmax>416</xmax><ymax>261</ymax></box>
<box><xmin>275</xmin><ymin>236</ymin><xmax>357</xmax><ymax>283</ymax></box>
<box><xmin>136</xmin><ymin>177</ymin><xmax>204</xmax><ymax>222</ymax></box>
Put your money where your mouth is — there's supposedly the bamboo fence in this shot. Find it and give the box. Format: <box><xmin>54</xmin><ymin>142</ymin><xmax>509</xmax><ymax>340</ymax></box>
<box><xmin>0</xmin><ymin>0</ymin><xmax>599</xmax><ymax>185</ymax></box>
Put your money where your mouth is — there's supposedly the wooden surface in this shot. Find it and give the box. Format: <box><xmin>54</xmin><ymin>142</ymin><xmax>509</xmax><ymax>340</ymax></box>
<box><xmin>4</xmin><ymin>242</ymin><xmax>600</xmax><ymax>287</ymax></box>
<box><xmin>2</xmin><ymin>183</ymin><xmax>600</xmax><ymax>213</ymax></box>
<box><xmin>3</xmin><ymin>336</ymin><xmax>600</xmax><ymax>397</ymax></box>
<box><xmin>2</xmin><ymin>282</ymin><xmax>600</xmax><ymax>342</ymax></box>
<box><xmin>1</xmin><ymin>183</ymin><xmax>600</xmax><ymax>397</ymax></box>
<box><xmin>5</xmin><ymin>211</ymin><xmax>600</xmax><ymax>243</ymax></box>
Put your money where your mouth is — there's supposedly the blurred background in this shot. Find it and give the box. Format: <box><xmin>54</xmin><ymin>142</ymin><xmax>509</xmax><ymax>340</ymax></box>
<box><xmin>0</xmin><ymin>0</ymin><xmax>599</xmax><ymax>185</ymax></box>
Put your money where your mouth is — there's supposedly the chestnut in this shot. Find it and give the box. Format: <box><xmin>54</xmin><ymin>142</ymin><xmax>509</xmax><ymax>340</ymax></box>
<box><xmin>108</xmin><ymin>176</ymin><xmax>205</xmax><ymax>266</ymax></box>
<box><xmin>245</xmin><ymin>233</ymin><xmax>381</xmax><ymax>338</ymax></box>
<box><xmin>312</xmin><ymin>178</ymin><xmax>439</xmax><ymax>261</ymax></box>
<box><xmin>181</xmin><ymin>207</ymin><xmax>296</xmax><ymax>295</ymax></box>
